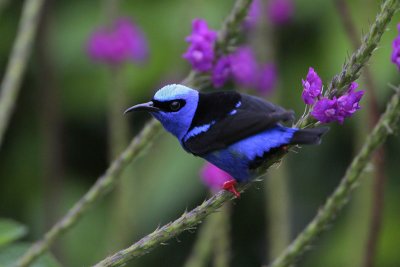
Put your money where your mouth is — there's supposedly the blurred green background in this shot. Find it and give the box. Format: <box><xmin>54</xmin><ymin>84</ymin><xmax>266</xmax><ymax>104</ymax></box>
<box><xmin>0</xmin><ymin>0</ymin><xmax>399</xmax><ymax>266</ymax></box>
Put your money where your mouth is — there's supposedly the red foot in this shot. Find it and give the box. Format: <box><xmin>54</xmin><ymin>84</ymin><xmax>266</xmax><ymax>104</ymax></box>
<box><xmin>222</xmin><ymin>179</ymin><xmax>240</xmax><ymax>198</ymax></box>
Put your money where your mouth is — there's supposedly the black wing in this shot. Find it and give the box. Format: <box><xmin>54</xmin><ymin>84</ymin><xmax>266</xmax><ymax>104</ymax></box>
<box><xmin>182</xmin><ymin>92</ymin><xmax>294</xmax><ymax>156</ymax></box>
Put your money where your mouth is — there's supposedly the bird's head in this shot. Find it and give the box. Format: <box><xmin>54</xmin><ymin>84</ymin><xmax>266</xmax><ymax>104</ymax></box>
<box><xmin>125</xmin><ymin>84</ymin><xmax>199</xmax><ymax>140</ymax></box>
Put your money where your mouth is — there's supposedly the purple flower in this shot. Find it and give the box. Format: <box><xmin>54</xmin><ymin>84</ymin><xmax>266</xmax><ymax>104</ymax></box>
<box><xmin>302</xmin><ymin>67</ymin><xmax>322</xmax><ymax>105</ymax></box>
<box><xmin>186</xmin><ymin>19</ymin><xmax>218</xmax><ymax>43</ymax></box>
<box><xmin>87</xmin><ymin>18</ymin><xmax>148</xmax><ymax>65</ymax></box>
<box><xmin>230</xmin><ymin>47</ymin><xmax>259</xmax><ymax>87</ymax></box>
<box><xmin>311</xmin><ymin>98</ymin><xmax>341</xmax><ymax>123</ymax></box>
<box><xmin>183</xmin><ymin>42</ymin><xmax>215</xmax><ymax>72</ymax></box>
<box><xmin>256</xmin><ymin>63</ymin><xmax>277</xmax><ymax>95</ymax></box>
<box><xmin>337</xmin><ymin>82</ymin><xmax>365</xmax><ymax>118</ymax></box>
<box><xmin>212</xmin><ymin>56</ymin><xmax>232</xmax><ymax>88</ymax></box>
<box><xmin>267</xmin><ymin>0</ymin><xmax>294</xmax><ymax>25</ymax></box>
<box><xmin>200</xmin><ymin>162</ymin><xmax>233</xmax><ymax>191</ymax></box>
<box><xmin>183</xmin><ymin>19</ymin><xmax>218</xmax><ymax>72</ymax></box>
<box><xmin>391</xmin><ymin>23</ymin><xmax>400</xmax><ymax>70</ymax></box>
<box><xmin>245</xmin><ymin>0</ymin><xmax>262</xmax><ymax>29</ymax></box>
<box><xmin>311</xmin><ymin>82</ymin><xmax>364</xmax><ymax>124</ymax></box>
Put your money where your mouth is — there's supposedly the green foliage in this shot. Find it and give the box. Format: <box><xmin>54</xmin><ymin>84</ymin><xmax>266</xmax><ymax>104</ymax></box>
<box><xmin>0</xmin><ymin>219</ymin><xmax>60</xmax><ymax>267</ymax></box>
<box><xmin>0</xmin><ymin>243</ymin><xmax>60</xmax><ymax>267</ymax></box>
<box><xmin>0</xmin><ymin>219</ymin><xmax>27</xmax><ymax>248</ymax></box>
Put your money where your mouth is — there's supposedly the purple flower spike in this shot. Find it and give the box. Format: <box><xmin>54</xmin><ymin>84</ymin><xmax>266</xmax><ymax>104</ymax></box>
<box><xmin>391</xmin><ymin>23</ymin><xmax>400</xmax><ymax>70</ymax></box>
<box><xmin>186</xmin><ymin>19</ymin><xmax>218</xmax><ymax>43</ymax></box>
<box><xmin>200</xmin><ymin>162</ymin><xmax>233</xmax><ymax>191</ymax></box>
<box><xmin>311</xmin><ymin>98</ymin><xmax>341</xmax><ymax>123</ymax></box>
<box><xmin>257</xmin><ymin>63</ymin><xmax>277</xmax><ymax>95</ymax></box>
<box><xmin>183</xmin><ymin>42</ymin><xmax>215</xmax><ymax>72</ymax></box>
<box><xmin>267</xmin><ymin>0</ymin><xmax>294</xmax><ymax>26</ymax></box>
<box><xmin>245</xmin><ymin>0</ymin><xmax>262</xmax><ymax>29</ymax></box>
<box><xmin>212</xmin><ymin>56</ymin><xmax>232</xmax><ymax>88</ymax></box>
<box><xmin>87</xmin><ymin>18</ymin><xmax>148</xmax><ymax>65</ymax></box>
<box><xmin>183</xmin><ymin>19</ymin><xmax>218</xmax><ymax>72</ymax></box>
<box><xmin>230</xmin><ymin>47</ymin><xmax>259</xmax><ymax>87</ymax></box>
<box><xmin>302</xmin><ymin>67</ymin><xmax>322</xmax><ymax>105</ymax></box>
<box><xmin>337</xmin><ymin>82</ymin><xmax>365</xmax><ymax>118</ymax></box>
<box><xmin>311</xmin><ymin>82</ymin><xmax>364</xmax><ymax>124</ymax></box>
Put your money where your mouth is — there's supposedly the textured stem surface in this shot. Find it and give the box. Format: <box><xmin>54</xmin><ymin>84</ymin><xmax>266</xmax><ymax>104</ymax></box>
<box><xmin>14</xmin><ymin>0</ymin><xmax>253</xmax><ymax>266</ymax></box>
<box><xmin>92</xmin><ymin>190</ymin><xmax>238</xmax><ymax>267</ymax></box>
<box><xmin>329</xmin><ymin>0</ymin><xmax>399</xmax><ymax>94</ymax></box>
<box><xmin>182</xmin><ymin>212</ymin><xmax>219</xmax><ymax>267</ymax></box>
<box><xmin>269</xmin><ymin>90</ymin><xmax>400</xmax><ymax>267</ymax></box>
<box><xmin>183</xmin><ymin>199</ymin><xmax>231</xmax><ymax>267</ymax></box>
<box><xmin>0</xmin><ymin>0</ymin><xmax>45</xmax><ymax>148</ymax></box>
<box><xmin>212</xmin><ymin>204</ymin><xmax>231</xmax><ymax>267</ymax></box>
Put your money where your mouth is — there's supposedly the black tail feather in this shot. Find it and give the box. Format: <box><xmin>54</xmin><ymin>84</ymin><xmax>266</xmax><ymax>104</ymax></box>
<box><xmin>290</xmin><ymin>127</ymin><xmax>329</xmax><ymax>145</ymax></box>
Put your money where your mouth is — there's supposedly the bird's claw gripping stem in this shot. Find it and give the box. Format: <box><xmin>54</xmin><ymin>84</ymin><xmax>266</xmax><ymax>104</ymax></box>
<box><xmin>222</xmin><ymin>179</ymin><xmax>240</xmax><ymax>198</ymax></box>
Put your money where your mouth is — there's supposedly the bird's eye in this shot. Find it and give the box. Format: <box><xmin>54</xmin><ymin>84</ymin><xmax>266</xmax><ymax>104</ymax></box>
<box><xmin>170</xmin><ymin>101</ymin><xmax>181</xmax><ymax>111</ymax></box>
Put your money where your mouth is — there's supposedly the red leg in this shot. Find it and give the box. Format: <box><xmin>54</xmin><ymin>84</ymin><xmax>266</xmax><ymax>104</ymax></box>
<box><xmin>222</xmin><ymin>179</ymin><xmax>240</xmax><ymax>198</ymax></box>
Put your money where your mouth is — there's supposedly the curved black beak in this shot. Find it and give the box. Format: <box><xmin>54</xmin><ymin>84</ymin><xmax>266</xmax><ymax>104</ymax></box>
<box><xmin>124</xmin><ymin>101</ymin><xmax>160</xmax><ymax>114</ymax></box>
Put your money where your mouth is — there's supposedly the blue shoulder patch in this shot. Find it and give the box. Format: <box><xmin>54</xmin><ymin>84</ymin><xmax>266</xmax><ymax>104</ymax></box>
<box><xmin>183</xmin><ymin>121</ymin><xmax>216</xmax><ymax>141</ymax></box>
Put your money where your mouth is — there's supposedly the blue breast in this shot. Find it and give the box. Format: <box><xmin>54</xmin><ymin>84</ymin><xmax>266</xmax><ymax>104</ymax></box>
<box><xmin>203</xmin><ymin>126</ymin><xmax>297</xmax><ymax>182</ymax></box>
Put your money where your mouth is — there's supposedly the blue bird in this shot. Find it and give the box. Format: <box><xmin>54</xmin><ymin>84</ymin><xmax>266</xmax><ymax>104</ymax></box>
<box><xmin>125</xmin><ymin>84</ymin><xmax>328</xmax><ymax>197</ymax></box>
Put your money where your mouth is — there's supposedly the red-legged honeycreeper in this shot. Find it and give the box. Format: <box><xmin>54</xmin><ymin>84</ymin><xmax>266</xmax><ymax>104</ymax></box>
<box><xmin>125</xmin><ymin>84</ymin><xmax>328</xmax><ymax>197</ymax></box>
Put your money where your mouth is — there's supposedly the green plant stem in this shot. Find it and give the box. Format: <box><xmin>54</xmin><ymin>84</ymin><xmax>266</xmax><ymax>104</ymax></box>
<box><xmin>329</xmin><ymin>0</ymin><xmax>399</xmax><ymax>94</ymax></box>
<box><xmin>107</xmin><ymin>67</ymin><xmax>134</xmax><ymax>250</ymax></box>
<box><xmin>92</xmin><ymin>188</ymin><xmax>240</xmax><ymax>267</ymax></box>
<box><xmin>265</xmin><ymin>163</ymin><xmax>291</xmax><ymax>259</ymax></box>
<box><xmin>13</xmin><ymin>0</ymin><xmax>253</xmax><ymax>266</ymax></box>
<box><xmin>183</xmin><ymin>203</ymin><xmax>231</xmax><ymax>267</ymax></box>
<box><xmin>183</xmin><ymin>213</ymin><xmax>218</xmax><ymax>267</ymax></box>
<box><xmin>101</xmin><ymin>0</ymin><xmax>137</xmax><ymax>251</ymax></box>
<box><xmin>0</xmin><ymin>0</ymin><xmax>45</xmax><ymax>149</ymax></box>
<box><xmin>212</xmin><ymin>204</ymin><xmax>231</xmax><ymax>267</ymax></box>
<box><xmin>297</xmin><ymin>0</ymin><xmax>400</xmax><ymax>128</ymax></box>
<box><xmin>269</xmin><ymin>90</ymin><xmax>400</xmax><ymax>267</ymax></box>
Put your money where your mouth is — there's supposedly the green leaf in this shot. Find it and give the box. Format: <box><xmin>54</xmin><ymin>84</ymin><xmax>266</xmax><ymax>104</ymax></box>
<box><xmin>0</xmin><ymin>243</ymin><xmax>61</xmax><ymax>267</ymax></box>
<box><xmin>0</xmin><ymin>219</ymin><xmax>27</xmax><ymax>247</ymax></box>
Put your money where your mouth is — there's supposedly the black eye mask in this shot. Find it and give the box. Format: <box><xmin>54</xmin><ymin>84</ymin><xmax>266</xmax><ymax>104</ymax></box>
<box><xmin>152</xmin><ymin>99</ymin><xmax>186</xmax><ymax>112</ymax></box>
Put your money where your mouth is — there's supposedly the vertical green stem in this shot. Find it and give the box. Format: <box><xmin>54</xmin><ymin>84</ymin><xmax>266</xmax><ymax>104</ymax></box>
<box><xmin>101</xmin><ymin>0</ymin><xmax>138</xmax><ymax>251</ymax></box>
<box><xmin>254</xmin><ymin>2</ymin><xmax>291</xmax><ymax>257</ymax></box>
<box><xmin>265</xmin><ymin>163</ymin><xmax>291</xmax><ymax>259</ymax></box>
<box><xmin>183</xmin><ymin>214</ymin><xmax>217</xmax><ymax>267</ymax></box>
<box><xmin>36</xmin><ymin>0</ymin><xmax>65</xmax><ymax>260</ymax></box>
<box><xmin>212</xmin><ymin>204</ymin><xmax>231</xmax><ymax>267</ymax></box>
<box><xmin>183</xmin><ymin>196</ymin><xmax>232</xmax><ymax>267</ymax></box>
<box><xmin>0</xmin><ymin>0</ymin><xmax>45</xmax><ymax>148</ymax></box>
<box><xmin>107</xmin><ymin>68</ymin><xmax>129</xmax><ymax>160</ymax></box>
<box><xmin>106</xmin><ymin>67</ymin><xmax>135</xmax><ymax>250</ymax></box>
